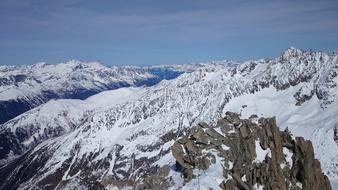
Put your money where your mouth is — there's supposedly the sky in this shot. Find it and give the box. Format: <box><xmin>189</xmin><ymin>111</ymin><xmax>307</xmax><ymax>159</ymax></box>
<box><xmin>0</xmin><ymin>0</ymin><xmax>338</xmax><ymax>66</ymax></box>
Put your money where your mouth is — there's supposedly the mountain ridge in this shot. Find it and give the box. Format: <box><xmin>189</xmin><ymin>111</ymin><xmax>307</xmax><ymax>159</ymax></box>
<box><xmin>0</xmin><ymin>47</ymin><xmax>338</xmax><ymax>189</ymax></box>
<box><xmin>0</xmin><ymin>60</ymin><xmax>205</xmax><ymax>124</ymax></box>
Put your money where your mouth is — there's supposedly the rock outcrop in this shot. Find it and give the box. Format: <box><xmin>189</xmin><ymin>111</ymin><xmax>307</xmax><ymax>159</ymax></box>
<box><xmin>139</xmin><ymin>112</ymin><xmax>331</xmax><ymax>190</ymax></box>
<box><xmin>334</xmin><ymin>125</ymin><xmax>338</xmax><ymax>145</ymax></box>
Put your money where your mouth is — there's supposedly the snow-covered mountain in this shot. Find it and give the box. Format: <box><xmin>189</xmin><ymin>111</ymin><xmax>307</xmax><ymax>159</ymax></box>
<box><xmin>0</xmin><ymin>60</ymin><xmax>202</xmax><ymax>124</ymax></box>
<box><xmin>0</xmin><ymin>47</ymin><xmax>337</xmax><ymax>189</ymax></box>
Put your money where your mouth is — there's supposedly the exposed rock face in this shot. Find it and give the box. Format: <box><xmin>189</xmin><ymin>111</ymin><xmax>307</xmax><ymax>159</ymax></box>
<box><xmin>136</xmin><ymin>166</ymin><xmax>172</xmax><ymax>190</ymax></box>
<box><xmin>334</xmin><ymin>125</ymin><xmax>338</xmax><ymax>145</ymax></box>
<box><xmin>140</xmin><ymin>112</ymin><xmax>331</xmax><ymax>190</ymax></box>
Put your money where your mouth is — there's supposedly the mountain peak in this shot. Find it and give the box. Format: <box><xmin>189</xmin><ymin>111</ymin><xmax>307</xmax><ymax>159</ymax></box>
<box><xmin>63</xmin><ymin>59</ymin><xmax>107</xmax><ymax>70</ymax></box>
<box><xmin>31</xmin><ymin>62</ymin><xmax>48</xmax><ymax>68</ymax></box>
<box><xmin>281</xmin><ymin>47</ymin><xmax>303</xmax><ymax>60</ymax></box>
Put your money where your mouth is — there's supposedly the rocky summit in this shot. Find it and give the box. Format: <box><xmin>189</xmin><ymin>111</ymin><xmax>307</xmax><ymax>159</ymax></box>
<box><xmin>137</xmin><ymin>112</ymin><xmax>331</xmax><ymax>190</ymax></box>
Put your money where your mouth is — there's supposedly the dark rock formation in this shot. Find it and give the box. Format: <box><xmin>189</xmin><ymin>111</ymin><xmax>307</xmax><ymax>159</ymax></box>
<box><xmin>334</xmin><ymin>125</ymin><xmax>338</xmax><ymax>145</ymax></box>
<box><xmin>140</xmin><ymin>112</ymin><xmax>331</xmax><ymax>190</ymax></box>
<box><xmin>136</xmin><ymin>166</ymin><xmax>171</xmax><ymax>190</ymax></box>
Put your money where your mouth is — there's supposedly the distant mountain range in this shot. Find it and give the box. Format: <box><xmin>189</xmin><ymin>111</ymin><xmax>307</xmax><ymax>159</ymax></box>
<box><xmin>0</xmin><ymin>47</ymin><xmax>337</xmax><ymax>189</ymax></box>
<box><xmin>0</xmin><ymin>60</ymin><xmax>205</xmax><ymax>124</ymax></box>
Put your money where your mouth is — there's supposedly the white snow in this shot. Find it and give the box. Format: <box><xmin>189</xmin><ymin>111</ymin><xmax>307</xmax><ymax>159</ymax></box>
<box><xmin>170</xmin><ymin>151</ymin><xmax>225</xmax><ymax>190</ymax></box>
<box><xmin>296</xmin><ymin>182</ymin><xmax>302</xmax><ymax>188</ymax></box>
<box><xmin>221</xmin><ymin>144</ymin><xmax>230</xmax><ymax>151</ymax></box>
<box><xmin>282</xmin><ymin>147</ymin><xmax>293</xmax><ymax>169</ymax></box>
<box><xmin>253</xmin><ymin>183</ymin><xmax>264</xmax><ymax>190</ymax></box>
<box><xmin>2</xmin><ymin>48</ymin><xmax>338</xmax><ymax>189</ymax></box>
<box><xmin>254</xmin><ymin>140</ymin><xmax>271</xmax><ymax>163</ymax></box>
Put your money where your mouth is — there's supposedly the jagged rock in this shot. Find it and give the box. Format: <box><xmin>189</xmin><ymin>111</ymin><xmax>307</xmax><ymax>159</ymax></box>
<box><xmin>293</xmin><ymin>137</ymin><xmax>332</xmax><ymax>190</ymax></box>
<box><xmin>281</xmin><ymin>127</ymin><xmax>294</xmax><ymax>148</ymax></box>
<box><xmin>146</xmin><ymin>112</ymin><xmax>332</xmax><ymax>190</ymax></box>
<box><xmin>334</xmin><ymin>125</ymin><xmax>338</xmax><ymax>145</ymax></box>
<box><xmin>171</xmin><ymin>142</ymin><xmax>188</xmax><ymax>169</ymax></box>
<box><xmin>191</xmin><ymin>126</ymin><xmax>208</xmax><ymax>145</ymax></box>
<box><xmin>224</xmin><ymin>111</ymin><xmax>241</xmax><ymax>126</ymax></box>
<box><xmin>220</xmin><ymin>179</ymin><xmax>239</xmax><ymax>190</ymax></box>
<box><xmin>136</xmin><ymin>166</ymin><xmax>171</xmax><ymax>190</ymax></box>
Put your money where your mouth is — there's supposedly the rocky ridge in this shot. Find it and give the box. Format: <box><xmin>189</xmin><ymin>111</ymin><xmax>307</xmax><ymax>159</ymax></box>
<box><xmin>138</xmin><ymin>112</ymin><xmax>331</xmax><ymax>190</ymax></box>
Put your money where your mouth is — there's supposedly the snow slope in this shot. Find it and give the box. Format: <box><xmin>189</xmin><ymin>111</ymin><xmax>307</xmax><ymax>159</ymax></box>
<box><xmin>0</xmin><ymin>87</ymin><xmax>145</xmax><ymax>163</ymax></box>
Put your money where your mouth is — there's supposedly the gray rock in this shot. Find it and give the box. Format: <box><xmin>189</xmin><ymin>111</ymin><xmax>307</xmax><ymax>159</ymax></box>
<box><xmin>146</xmin><ymin>112</ymin><xmax>331</xmax><ymax>190</ymax></box>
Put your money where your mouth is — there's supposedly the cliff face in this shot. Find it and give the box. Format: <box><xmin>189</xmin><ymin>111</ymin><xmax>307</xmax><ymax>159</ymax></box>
<box><xmin>138</xmin><ymin>112</ymin><xmax>331</xmax><ymax>190</ymax></box>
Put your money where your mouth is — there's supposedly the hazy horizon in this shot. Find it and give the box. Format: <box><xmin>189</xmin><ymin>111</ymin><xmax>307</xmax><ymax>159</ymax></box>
<box><xmin>0</xmin><ymin>46</ymin><xmax>337</xmax><ymax>67</ymax></box>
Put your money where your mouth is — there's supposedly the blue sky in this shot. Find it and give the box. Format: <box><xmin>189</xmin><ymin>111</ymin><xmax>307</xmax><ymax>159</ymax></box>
<box><xmin>0</xmin><ymin>0</ymin><xmax>338</xmax><ymax>66</ymax></box>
